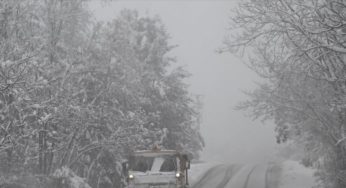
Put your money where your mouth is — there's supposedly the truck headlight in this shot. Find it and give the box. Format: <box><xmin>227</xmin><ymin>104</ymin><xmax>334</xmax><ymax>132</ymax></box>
<box><xmin>129</xmin><ymin>174</ymin><xmax>134</xmax><ymax>179</ymax></box>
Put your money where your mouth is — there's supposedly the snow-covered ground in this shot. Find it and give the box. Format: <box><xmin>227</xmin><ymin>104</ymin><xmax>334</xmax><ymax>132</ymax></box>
<box><xmin>53</xmin><ymin>166</ymin><xmax>92</xmax><ymax>188</ymax></box>
<box><xmin>189</xmin><ymin>161</ymin><xmax>219</xmax><ymax>185</ymax></box>
<box><xmin>279</xmin><ymin>160</ymin><xmax>317</xmax><ymax>188</ymax></box>
<box><xmin>188</xmin><ymin>160</ymin><xmax>318</xmax><ymax>188</ymax></box>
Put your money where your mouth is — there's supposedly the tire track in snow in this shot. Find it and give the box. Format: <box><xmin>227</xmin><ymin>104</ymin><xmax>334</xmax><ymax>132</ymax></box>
<box><xmin>265</xmin><ymin>164</ymin><xmax>270</xmax><ymax>188</ymax></box>
<box><xmin>225</xmin><ymin>164</ymin><xmax>262</xmax><ymax>188</ymax></box>
<box><xmin>191</xmin><ymin>164</ymin><xmax>223</xmax><ymax>188</ymax></box>
<box><xmin>245</xmin><ymin>164</ymin><xmax>268</xmax><ymax>188</ymax></box>
<box><xmin>193</xmin><ymin>164</ymin><xmax>272</xmax><ymax>188</ymax></box>
<box><xmin>215</xmin><ymin>164</ymin><xmax>241</xmax><ymax>188</ymax></box>
<box><xmin>265</xmin><ymin>163</ymin><xmax>282</xmax><ymax>188</ymax></box>
<box><xmin>242</xmin><ymin>166</ymin><xmax>257</xmax><ymax>188</ymax></box>
<box><xmin>192</xmin><ymin>164</ymin><xmax>239</xmax><ymax>188</ymax></box>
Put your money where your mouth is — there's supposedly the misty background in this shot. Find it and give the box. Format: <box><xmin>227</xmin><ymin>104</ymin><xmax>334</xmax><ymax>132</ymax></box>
<box><xmin>89</xmin><ymin>0</ymin><xmax>278</xmax><ymax>163</ymax></box>
<box><xmin>3</xmin><ymin>0</ymin><xmax>346</xmax><ymax>187</ymax></box>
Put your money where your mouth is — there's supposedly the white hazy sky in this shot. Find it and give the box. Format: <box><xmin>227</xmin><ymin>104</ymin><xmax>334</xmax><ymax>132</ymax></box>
<box><xmin>89</xmin><ymin>0</ymin><xmax>278</xmax><ymax>164</ymax></box>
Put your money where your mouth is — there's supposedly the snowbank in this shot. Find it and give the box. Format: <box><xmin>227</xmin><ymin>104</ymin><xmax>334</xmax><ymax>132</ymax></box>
<box><xmin>53</xmin><ymin>166</ymin><xmax>92</xmax><ymax>188</ymax></box>
<box><xmin>279</xmin><ymin>160</ymin><xmax>317</xmax><ymax>188</ymax></box>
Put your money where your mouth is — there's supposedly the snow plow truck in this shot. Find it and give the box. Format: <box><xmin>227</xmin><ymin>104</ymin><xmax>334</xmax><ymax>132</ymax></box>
<box><xmin>122</xmin><ymin>147</ymin><xmax>191</xmax><ymax>188</ymax></box>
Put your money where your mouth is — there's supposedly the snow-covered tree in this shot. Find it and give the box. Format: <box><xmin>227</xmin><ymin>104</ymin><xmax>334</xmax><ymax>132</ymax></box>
<box><xmin>225</xmin><ymin>0</ymin><xmax>346</xmax><ymax>187</ymax></box>
<box><xmin>90</xmin><ymin>9</ymin><xmax>204</xmax><ymax>156</ymax></box>
<box><xmin>0</xmin><ymin>2</ymin><xmax>204</xmax><ymax>188</ymax></box>
<box><xmin>0</xmin><ymin>0</ymin><xmax>42</xmax><ymax>175</ymax></box>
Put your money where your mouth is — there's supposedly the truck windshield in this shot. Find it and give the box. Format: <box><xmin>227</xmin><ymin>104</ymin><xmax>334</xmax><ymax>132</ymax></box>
<box><xmin>130</xmin><ymin>155</ymin><xmax>177</xmax><ymax>172</ymax></box>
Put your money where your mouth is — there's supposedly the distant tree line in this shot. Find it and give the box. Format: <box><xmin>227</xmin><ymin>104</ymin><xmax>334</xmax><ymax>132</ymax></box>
<box><xmin>225</xmin><ymin>0</ymin><xmax>346</xmax><ymax>187</ymax></box>
<box><xmin>0</xmin><ymin>0</ymin><xmax>204</xmax><ymax>187</ymax></box>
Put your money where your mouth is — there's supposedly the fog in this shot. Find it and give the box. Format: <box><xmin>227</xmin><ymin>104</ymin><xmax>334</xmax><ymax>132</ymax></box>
<box><xmin>90</xmin><ymin>0</ymin><xmax>278</xmax><ymax>164</ymax></box>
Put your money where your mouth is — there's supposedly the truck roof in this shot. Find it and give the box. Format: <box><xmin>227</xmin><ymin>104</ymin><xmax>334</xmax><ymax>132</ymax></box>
<box><xmin>132</xmin><ymin>150</ymin><xmax>181</xmax><ymax>157</ymax></box>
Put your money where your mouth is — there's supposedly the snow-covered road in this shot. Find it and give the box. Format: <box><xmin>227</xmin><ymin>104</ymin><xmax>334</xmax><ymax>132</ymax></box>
<box><xmin>192</xmin><ymin>164</ymin><xmax>268</xmax><ymax>188</ymax></box>
<box><xmin>190</xmin><ymin>161</ymin><xmax>316</xmax><ymax>188</ymax></box>
<box><xmin>191</xmin><ymin>164</ymin><xmax>240</xmax><ymax>188</ymax></box>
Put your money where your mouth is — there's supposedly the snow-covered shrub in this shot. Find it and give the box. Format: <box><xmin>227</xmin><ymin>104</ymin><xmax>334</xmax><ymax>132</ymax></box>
<box><xmin>51</xmin><ymin>167</ymin><xmax>91</xmax><ymax>188</ymax></box>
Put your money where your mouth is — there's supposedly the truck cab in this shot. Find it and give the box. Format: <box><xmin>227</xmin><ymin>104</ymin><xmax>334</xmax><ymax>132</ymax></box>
<box><xmin>122</xmin><ymin>148</ymin><xmax>191</xmax><ymax>188</ymax></box>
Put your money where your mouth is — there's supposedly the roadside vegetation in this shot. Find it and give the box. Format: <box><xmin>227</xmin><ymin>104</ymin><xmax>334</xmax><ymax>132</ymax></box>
<box><xmin>225</xmin><ymin>0</ymin><xmax>346</xmax><ymax>187</ymax></box>
<box><xmin>0</xmin><ymin>1</ymin><xmax>204</xmax><ymax>187</ymax></box>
